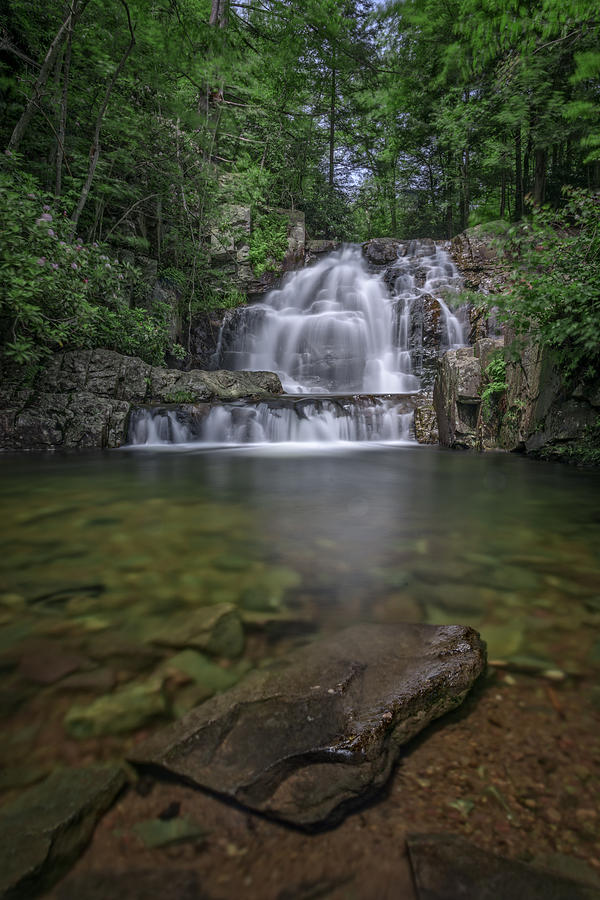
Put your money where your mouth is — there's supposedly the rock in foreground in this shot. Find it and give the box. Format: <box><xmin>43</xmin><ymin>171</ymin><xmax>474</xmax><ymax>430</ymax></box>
<box><xmin>407</xmin><ymin>833</ymin><xmax>600</xmax><ymax>900</ymax></box>
<box><xmin>129</xmin><ymin>624</ymin><xmax>485</xmax><ymax>828</ymax></box>
<box><xmin>0</xmin><ymin>765</ymin><xmax>126</xmax><ymax>899</ymax></box>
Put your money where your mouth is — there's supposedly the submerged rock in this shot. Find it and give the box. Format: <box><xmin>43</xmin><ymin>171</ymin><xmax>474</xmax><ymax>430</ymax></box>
<box><xmin>131</xmin><ymin>816</ymin><xmax>209</xmax><ymax>849</ymax></box>
<box><xmin>64</xmin><ymin>677</ymin><xmax>167</xmax><ymax>738</ymax></box>
<box><xmin>407</xmin><ymin>833</ymin><xmax>600</xmax><ymax>900</ymax></box>
<box><xmin>129</xmin><ymin>624</ymin><xmax>485</xmax><ymax>828</ymax></box>
<box><xmin>142</xmin><ymin>603</ymin><xmax>244</xmax><ymax>658</ymax></box>
<box><xmin>0</xmin><ymin>765</ymin><xmax>126</xmax><ymax>899</ymax></box>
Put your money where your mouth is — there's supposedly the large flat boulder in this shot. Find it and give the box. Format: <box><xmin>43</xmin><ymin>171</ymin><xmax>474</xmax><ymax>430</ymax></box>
<box><xmin>129</xmin><ymin>624</ymin><xmax>485</xmax><ymax>828</ymax></box>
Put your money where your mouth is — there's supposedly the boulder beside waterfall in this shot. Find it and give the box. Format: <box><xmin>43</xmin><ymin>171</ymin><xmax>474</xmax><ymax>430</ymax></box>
<box><xmin>128</xmin><ymin>624</ymin><xmax>486</xmax><ymax>828</ymax></box>
<box><xmin>0</xmin><ymin>348</ymin><xmax>282</xmax><ymax>451</ymax></box>
<box><xmin>433</xmin><ymin>339</ymin><xmax>504</xmax><ymax>450</ymax></box>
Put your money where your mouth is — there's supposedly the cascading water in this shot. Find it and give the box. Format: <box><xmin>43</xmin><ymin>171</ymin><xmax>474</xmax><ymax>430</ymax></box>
<box><xmin>217</xmin><ymin>245</ymin><xmax>416</xmax><ymax>394</ymax></box>
<box><xmin>128</xmin><ymin>241</ymin><xmax>467</xmax><ymax>447</ymax></box>
<box><xmin>128</xmin><ymin>397</ymin><xmax>414</xmax><ymax>446</ymax></box>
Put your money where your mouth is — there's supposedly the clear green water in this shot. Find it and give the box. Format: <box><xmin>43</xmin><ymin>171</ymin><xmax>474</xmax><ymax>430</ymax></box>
<box><xmin>1</xmin><ymin>445</ymin><xmax>599</xmax><ymax>784</ymax></box>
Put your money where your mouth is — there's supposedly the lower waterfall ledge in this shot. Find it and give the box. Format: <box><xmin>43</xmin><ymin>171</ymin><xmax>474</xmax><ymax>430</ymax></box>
<box><xmin>0</xmin><ymin>349</ymin><xmax>283</xmax><ymax>451</ymax></box>
<box><xmin>126</xmin><ymin>393</ymin><xmax>432</xmax><ymax>446</ymax></box>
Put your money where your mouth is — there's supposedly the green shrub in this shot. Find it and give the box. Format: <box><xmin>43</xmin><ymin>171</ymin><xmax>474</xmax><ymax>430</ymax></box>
<box><xmin>480</xmin><ymin>351</ymin><xmax>507</xmax><ymax>417</ymax></box>
<box><xmin>249</xmin><ymin>211</ymin><xmax>289</xmax><ymax>277</ymax></box>
<box><xmin>0</xmin><ymin>162</ymin><xmax>172</xmax><ymax>367</ymax></box>
<box><xmin>487</xmin><ymin>188</ymin><xmax>600</xmax><ymax>382</ymax></box>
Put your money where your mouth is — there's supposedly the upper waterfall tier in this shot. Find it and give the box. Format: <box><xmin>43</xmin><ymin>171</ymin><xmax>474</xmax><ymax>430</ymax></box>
<box><xmin>215</xmin><ymin>242</ymin><xmax>466</xmax><ymax>394</ymax></box>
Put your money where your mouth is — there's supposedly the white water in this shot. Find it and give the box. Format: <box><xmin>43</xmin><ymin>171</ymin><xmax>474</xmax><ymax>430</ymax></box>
<box><xmin>128</xmin><ymin>399</ymin><xmax>415</xmax><ymax>446</ymax></box>
<box><xmin>129</xmin><ymin>241</ymin><xmax>467</xmax><ymax>447</ymax></box>
<box><xmin>217</xmin><ymin>242</ymin><xmax>465</xmax><ymax>393</ymax></box>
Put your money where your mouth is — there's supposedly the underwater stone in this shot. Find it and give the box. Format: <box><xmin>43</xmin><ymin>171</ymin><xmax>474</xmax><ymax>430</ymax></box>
<box><xmin>64</xmin><ymin>677</ymin><xmax>167</xmax><ymax>738</ymax></box>
<box><xmin>146</xmin><ymin>603</ymin><xmax>244</xmax><ymax>658</ymax></box>
<box><xmin>129</xmin><ymin>624</ymin><xmax>485</xmax><ymax>828</ymax></box>
<box><xmin>132</xmin><ymin>817</ymin><xmax>209</xmax><ymax>849</ymax></box>
<box><xmin>161</xmin><ymin>649</ymin><xmax>242</xmax><ymax>694</ymax></box>
<box><xmin>0</xmin><ymin>764</ymin><xmax>126</xmax><ymax>899</ymax></box>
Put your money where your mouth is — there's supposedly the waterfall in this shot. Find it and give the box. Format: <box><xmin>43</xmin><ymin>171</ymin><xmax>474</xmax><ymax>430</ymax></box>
<box><xmin>128</xmin><ymin>398</ymin><xmax>415</xmax><ymax>446</ymax></box>
<box><xmin>216</xmin><ymin>245</ymin><xmax>417</xmax><ymax>394</ymax></box>
<box><xmin>128</xmin><ymin>241</ymin><xmax>467</xmax><ymax>447</ymax></box>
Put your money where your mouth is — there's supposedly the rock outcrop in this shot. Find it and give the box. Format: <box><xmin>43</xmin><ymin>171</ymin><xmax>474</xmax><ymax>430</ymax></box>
<box><xmin>208</xmin><ymin>205</ymin><xmax>306</xmax><ymax>297</ymax></box>
<box><xmin>450</xmin><ymin>224</ymin><xmax>510</xmax><ymax>294</ymax></box>
<box><xmin>499</xmin><ymin>330</ymin><xmax>600</xmax><ymax>458</ymax></box>
<box><xmin>433</xmin><ymin>339</ymin><xmax>504</xmax><ymax>450</ymax></box>
<box><xmin>0</xmin><ymin>349</ymin><xmax>282</xmax><ymax>451</ymax></box>
<box><xmin>362</xmin><ymin>238</ymin><xmax>404</xmax><ymax>266</ymax></box>
<box><xmin>129</xmin><ymin>623</ymin><xmax>486</xmax><ymax>828</ymax></box>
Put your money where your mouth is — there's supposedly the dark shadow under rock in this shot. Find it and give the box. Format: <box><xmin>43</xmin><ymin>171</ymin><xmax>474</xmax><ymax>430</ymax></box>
<box><xmin>129</xmin><ymin>624</ymin><xmax>486</xmax><ymax>829</ymax></box>
<box><xmin>407</xmin><ymin>833</ymin><xmax>600</xmax><ymax>900</ymax></box>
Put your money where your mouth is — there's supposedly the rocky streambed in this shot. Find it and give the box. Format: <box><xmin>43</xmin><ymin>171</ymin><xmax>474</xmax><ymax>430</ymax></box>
<box><xmin>1</xmin><ymin>445</ymin><xmax>599</xmax><ymax>898</ymax></box>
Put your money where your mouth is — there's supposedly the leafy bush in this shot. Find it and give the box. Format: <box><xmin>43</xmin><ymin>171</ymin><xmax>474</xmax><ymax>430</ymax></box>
<box><xmin>192</xmin><ymin>286</ymin><xmax>246</xmax><ymax>313</ymax></box>
<box><xmin>480</xmin><ymin>351</ymin><xmax>507</xmax><ymax>417</ymax></box>
<box><xmin>488</xmin><ymin>188</ymin><xmax>600</xmax><ymax>381</ymax></box>
<box><xmin>0</xmin><ymin>162</ymin><xmax>172</xmax><ymax>367</ymax></box>
<box><xmin>249</xmin><ymin>212</ymin><xmax>289</xmax><ymax>277</ymax></box>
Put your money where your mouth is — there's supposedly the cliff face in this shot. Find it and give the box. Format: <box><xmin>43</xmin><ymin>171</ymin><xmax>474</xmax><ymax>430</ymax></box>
<box><xmin>499</xmin><ymin>330</ymin><xmax>600</xmax><ymax>460</ymax></box>
<box><xmin>434</xmin><ymin>228</ymin><xmax>600</xmax><ymax>462</ymax></box>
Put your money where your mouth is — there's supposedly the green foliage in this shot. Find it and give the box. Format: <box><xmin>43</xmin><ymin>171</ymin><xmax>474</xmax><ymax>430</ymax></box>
<box><xmin>192</xmin><ymin>286</ymin><xmax>246</xmax><ymax>313</ymax></box>
<box><xmin>480</xmin><ymin>351</ymin><xmax>507</xmax><ymax>417</ymax></box>
<box><xmin>163</xmin><ymin>390</ymin><xmax>197</xmax><ymax>404</ymax></box>
<box><xmin>249</xmin><ymin>212</ymin><xmax>289</xmax><ymax>277</ymax></box>
<box><xmin>0</xmin><ymin>163</ymin><xmax>170</xmax><ymax>366</ymax></box>
<box><xmin>488</xmin><ymin>188</ymin><xmax>600</xmax><ymax>380</ymax></box>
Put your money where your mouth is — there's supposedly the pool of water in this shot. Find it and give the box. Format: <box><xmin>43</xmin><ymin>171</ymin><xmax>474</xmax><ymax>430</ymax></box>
<box><xmin>1</xmin><ymin>445</ymin><xmax>599</xmax><ymax>791</ymax></box>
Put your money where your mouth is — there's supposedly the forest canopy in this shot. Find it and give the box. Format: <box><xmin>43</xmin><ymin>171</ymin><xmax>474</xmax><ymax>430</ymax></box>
<box><xmin>1</xmin><ymin>0</ymin><xmax>599</xmax><ymax>364</ymax></box>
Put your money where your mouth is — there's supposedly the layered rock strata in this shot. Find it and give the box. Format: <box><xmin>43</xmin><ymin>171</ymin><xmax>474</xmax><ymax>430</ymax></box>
<box><xmin>0</xmin><ymin>349</ymin><xmax>282</xmax><ymax>450</ymax></box>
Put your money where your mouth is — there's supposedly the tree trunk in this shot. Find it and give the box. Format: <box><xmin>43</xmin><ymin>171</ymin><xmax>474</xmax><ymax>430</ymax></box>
<box><xmin>209</xmin><ymin>0</ymin><xmax>228</xmax><ymax>27</ymax></box>
<box><xmin>514</xmin><ymin>127</ymin><xmax>523</xmax><ymax>220</ymax></box>
<box><xmin>7</xmin><ymin>1</ymin><xmax>89</xmax><ymax>153</ymax></box>
<box><xmin>55</xmin><ymin>11</ymin><xmax>73</xmax><ymax>197</ymax></box>
<box><xmin>523</xmin><ymin>135</ymin><xmax>532</xmax><ymax>200</ymax></box>
<box><xmin>329</xmin><ymin>58</ymin><xmax>336</xmax><ymax>189</ymax></box>
<box><xmin>70</xmin><ymin>1</ymin><xmax>135</xmax><ymax>236</ymax></box>
<box><xmin>533</xmin><ymin>147</ymin><xmax>546</xmax><ymax>206</ymax></box>
<box><xmin>461</xmin><ymin>147</ymin><xmax>469</xmax><ymax>230</ymax></box>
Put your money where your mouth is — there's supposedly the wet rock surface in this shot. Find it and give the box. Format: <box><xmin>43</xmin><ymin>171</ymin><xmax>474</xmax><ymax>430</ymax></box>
<box><xmin>0</xmin><ymin>349</ymin><xmax>282</xmax><ymax>450</ymax></box>
<box><xmin>407</xmin><ymin>833</ymin><xmax>600</xmax><ymax>899</ymax></box>
<box><xmin>362</xmin><ymin>237</ymin><xmax>404</xmax><ymax>266</ymax></box>
<box><xmin>433</xmin><ymin>339</ymin><xmax>504</xmax><ymax>449</ymax></box>
<box><xmin>498</xmin><ymin>326</ymin><xmax>600</xmax><ymax>457</ymax></box>
<box><xmin>450</xmin><ymin>225</ymin><xmax>510</xmax><ymax>293</ymax></box>
<box><xmin>0</xmin><ymin>764</ymin><xmax>126</xmax><ymax>899</ymax></box>
<box><xmin>414</xmin><ymin>403</ymin><xmax>439</xmax><ymax>444</ymax></box>
<box><xmin>129</xmin><ymin>624</ymin><xmax>486</xmax><ymax>827</ymax></box>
